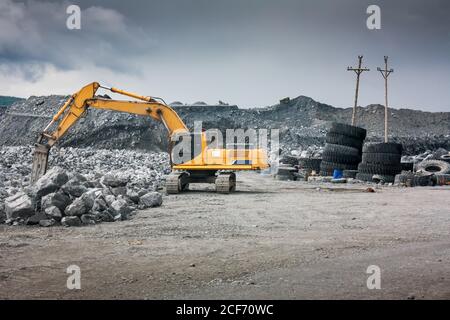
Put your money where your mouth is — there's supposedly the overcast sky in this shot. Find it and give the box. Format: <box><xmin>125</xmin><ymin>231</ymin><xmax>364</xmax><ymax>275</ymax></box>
<box><xmin>1</xmin><ymin>0</ymin><xmax>449</xmax><ymax>111</ymax></box>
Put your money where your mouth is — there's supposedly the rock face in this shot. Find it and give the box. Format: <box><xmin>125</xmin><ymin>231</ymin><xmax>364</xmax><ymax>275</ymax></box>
<box><xmin>33</xmin><ymin>166</ymin><xmax>68</xmax><ymax>198</ymax></box>
<box><xmin>139</xmin><ymin>192</ymin><xmax>163</xmax><ymax>209</ymax></box>
<box><xmin>5</xmin><ymin>192</ymin><xmax>35</xmax><ymax>220</ymax></box>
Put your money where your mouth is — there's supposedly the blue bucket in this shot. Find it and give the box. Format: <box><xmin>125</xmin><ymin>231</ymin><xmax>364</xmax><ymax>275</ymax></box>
<box><xmin>333</xmin><ymin>169</ymin><xmax>343</xmax><ymax>179</ymax></box>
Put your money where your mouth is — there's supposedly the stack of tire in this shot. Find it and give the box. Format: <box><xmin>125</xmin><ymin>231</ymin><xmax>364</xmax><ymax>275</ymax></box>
<box><xmin>276</xmin><ymin>165</ymin><xmax>298</xmax><ymax>181</ymax></box>
<box><xmin>320</xmin><ymin>123</ymin><xmax>367</xmax><ymax>176</ymax></box>
<box><xmin>298</xmin><ymin>158</ymin><xmax>322</xmax><ymax>173</ymax></box>
<box><xmin>356</xmin><ymin>142</ymin><xmax>403</xmax><ymax>183</ymax></box>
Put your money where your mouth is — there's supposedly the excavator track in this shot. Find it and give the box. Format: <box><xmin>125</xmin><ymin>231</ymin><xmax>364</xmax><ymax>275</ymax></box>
<box><xmin>166</xmin><ymin>172</ymin><xmax>189</xmax><ymax>194</ymax></box>
<box><xmin>215</xmin><ymin>172</ymin><xmax>236</xmax><ymax>194</ymax></box>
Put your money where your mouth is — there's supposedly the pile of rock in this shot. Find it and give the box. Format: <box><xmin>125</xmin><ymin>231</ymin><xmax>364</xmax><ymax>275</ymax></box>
<box><xmin>1</xmin><ymin>166</ymin><xmax>164</xmax><ymax>227</ymax></box>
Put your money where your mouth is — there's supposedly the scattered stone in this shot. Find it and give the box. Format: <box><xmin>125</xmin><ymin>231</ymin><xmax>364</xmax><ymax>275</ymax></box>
<box><xmin>111</xmin><ymin>186</ymin><xmax>127</xmax><ymax>197</ymax></box>
<box><xmin>39</xmin><ymin>219</ymin><xmax>56</xmax><ymax>227</ymax></box>
<box><xmin>101</xmin><ymin>174</ymin><xmax>128</xmax><ymax>187</ymax></box>
<box><xmin>64</xmin><ymin>193</ymin><xmax>93</xmax><ymax>217</ymax></box>
<box><xmin>111</xmin><ymin>199</ymin><xmax>132</xmax><ymax>218</ymax></box>
<box><xmin>61</xmin><ymin>216</ymin><xmax>82</xmax><ymax>227</ymax></box>
<box><xmin>44</xmin><ymin>206</ymin><xmax>62</xmax><ymax>221</ymax></box>
<box><xmin>33</xmin><ymin>166</ymin><xmax>68</xmax><ymax>198</ymax></box>
<box><xmin>126</xmin><ymin>189</ymin><xmax>140</xmax><ymax>203</ymax></box>
<box><xmin>92</xmin><ymin>197</ymin><xmax>108</xmax><ymax>212</ymax></box>
<box><xmin>104</xmin><ymin>195</ymin><xmax>116</xmax><ymax>206</ymax></box>
<box><xmin>0</xmin><ymin>202</ymin><xmax>6</xmax><ymax>223</ymax></box>
<box><xmin>5</xmin><ymin>192</ymin><xmax>35</xmax><ymax>220</ymax></box>
<box><xmin>139</xmin><ymin>192</ymin><xmax>163</xmax><ymax>209</ymax></box>
<box><xmin>26</xmin><ymin>212</ymin><xmax>47</xmax><ymax>225</ymax></box>
<box><xmin>80</xmin><ymin>214</ymin><xmax>96</xmax><ymax>225</ymax></box>
<box><xmin>61</xmin><ymin>179</ymin><xmax>88</xmax><ymax>198</ymax></box>
<box><xmin>94</xmin><ymin>211</ymin><xmax>115</xmax><ymax>222</ymax></box>
<box><xmin>41</xmin><ymin>192</ymin><xmax>71</xmax><ymax>212</ymax></box>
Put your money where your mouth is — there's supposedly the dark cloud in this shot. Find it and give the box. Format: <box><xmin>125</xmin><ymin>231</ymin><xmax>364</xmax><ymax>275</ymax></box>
<box><xmin>1</xmin><ymin>0</ymin><xmax>450</xmax><ymax>111</ymax></box>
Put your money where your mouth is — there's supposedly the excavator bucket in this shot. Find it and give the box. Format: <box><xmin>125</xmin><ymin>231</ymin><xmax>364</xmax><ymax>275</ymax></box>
<box><xmin>31</xmin><ymin>144</ymin><xmax>50</xmax><ymax>183</ymax></box>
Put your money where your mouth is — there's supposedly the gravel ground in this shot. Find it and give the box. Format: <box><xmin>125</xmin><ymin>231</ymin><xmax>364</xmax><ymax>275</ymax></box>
<box><xmin>0</xmin><ymin>172</ymin><xmax>449</xmax><ymax>299</ymax></box>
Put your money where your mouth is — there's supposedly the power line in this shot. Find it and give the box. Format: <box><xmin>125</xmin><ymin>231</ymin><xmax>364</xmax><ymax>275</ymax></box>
<box><xmin>347</xmin><ymin>55</ymin><xmax>370</xmax><ymax>126</ymax></box>
<box><xmin>377</xmin><ymin>56</ymin><xmax>394</xmax><ymax>143</ymax></box>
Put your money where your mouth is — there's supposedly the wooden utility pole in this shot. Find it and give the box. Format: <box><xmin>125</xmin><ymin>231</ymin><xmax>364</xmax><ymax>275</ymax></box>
<box><xmin>377</xmin><ymin>56</ymin><xmax>394</xmax><ymax>143</ymax></box>
<box><xmin>347</xmin><ymin>55</ymin><xmax>370</xmax><ymax>126</ymax></box>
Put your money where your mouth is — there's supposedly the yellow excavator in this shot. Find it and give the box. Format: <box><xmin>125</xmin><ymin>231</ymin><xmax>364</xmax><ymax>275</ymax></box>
<box><xmin>31</xmin><ymin>82</ymin><xmax>269</xmax><ymax>193</ymax></box>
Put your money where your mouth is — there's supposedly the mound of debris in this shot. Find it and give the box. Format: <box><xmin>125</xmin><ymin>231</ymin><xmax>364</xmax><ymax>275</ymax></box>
<box><xmin>0</xmin><ymin>146</ymin><xmax>170</xmax><ymax>226</ymax></box>
<box><xmin>0</xmin><ymin>95</ymin><xmax>448</xmax><ymax>155</ymax></box>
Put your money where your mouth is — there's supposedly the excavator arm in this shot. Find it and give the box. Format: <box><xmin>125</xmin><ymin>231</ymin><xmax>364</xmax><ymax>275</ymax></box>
<box><xmin>31</xmin><ymin>82</ymin><xmax>188</xmax><ymax>182</ymax></box>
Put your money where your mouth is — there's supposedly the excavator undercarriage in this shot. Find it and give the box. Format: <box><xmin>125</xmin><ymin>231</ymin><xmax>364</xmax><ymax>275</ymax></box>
<box><xmin>166</xmin><ymin>171</ymin><xmax>236</xmax><ymax>194</ymax></box>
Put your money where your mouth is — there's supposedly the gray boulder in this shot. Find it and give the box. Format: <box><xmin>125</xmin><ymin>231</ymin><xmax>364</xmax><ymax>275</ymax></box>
<box><xmin>111</xmin><ymin>186</ymin><xmax>127</xmax><ymax>197</ymax></box>
<box><xmin>92</xmin><ymin>197</ymin><xmax>108</xmax><ymax>212</ymax></box>
<box><xmin>41</xmin><ymin>192</ymin><xmax>71</xmax><ymax>211</ymax></box>
<box><xmin>94</xmin><ymin>211</ymin><xmax>115</xmax><ymax>222</ymax></box>
<box><xmin>111</xmin><ymin>199</ymin><xmax>132</xmax><ymax>218</ymax></box>
<box><xmin>139</xmin><ymin>192</ymin><xmax>163</xmax><ymax>209</ymax></box>
<box><xmin>80</xmin><ymin>214</ymin><xmax>96</xmax><ymax>225</ymax></box>
<box><xmin>44</xmin><ymin>206</ymin><xmax>62</xmax><ymax>221</ymax></box>
<box><xmin>104</xmin><ymin>195</ymin><xmax>116</xmax><ymax>206</ymax></box>
<box><xmin>26</xmin><ymin>212</ymin><xmax>47</xmax><ymax>225</ymax></box>
<box><xmin>0</xmin><ymin>202</ymin><xmax>5</xmax><ymax>223</ymax></box>
<box><xmin>5</xmin><ymin>192</ymin><xmax>35</xmax><ymax>220</ymax></box>
<box><xmin>33</xmin><ymin>166</ymin><xmax>68</xmax><ymax>198</ymax></box>
<box><xmin>126</xmin><ymin>189</ymin><xmax>140</xmax><ymax>203</ymax></box>
<box><xmin>61</xmin><ymin>216</ymin><xmax>82</xmax><ymax>227</ymax></box>
<box><xmin>64</xmin><ymin>191</ymin><xmax>95</xmax><ymax>216</ymax></box>
<box><xmin>61</xmin><ymin>179</ymin><xmax>88</xmax><ymax>198</ymax></box>
<box><xmin>39</xmin><ymin>219</ymin><xmax>56</xmax><ymax>227</ymax></box>
<box><xmin>101</xmin><ymin>174</ymin><xmax>128</xmax><ymax>187</ymax></box>
<box><xmin>64</xmin><ymin>198</ymin><xmax>87</xmax><ymax>216</ymax></box>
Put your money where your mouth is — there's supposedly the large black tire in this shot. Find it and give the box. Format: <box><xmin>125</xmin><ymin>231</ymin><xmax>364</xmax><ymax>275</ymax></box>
<box><xmin>277</xmin><ymin>167</ymin><xmax>297</xmax><ymax>175</ymax></box>
<box><xmin>343</xmin><ymin>170</ymin><xmax>358</xmax><ymax>179</ymax></box>
<box><xmin>324</xmin><ymin>143</ymin><xmax>360</xmax><ymax>156</ymax></box>
<box><xmin>372</xmin><ymin>174</ymin><xmax>395</xmax><ymax>184</ymax></box>
<box><xmin>395</xmin><ymin>171</ymin><xmax>418</xmax><ymax>185</ymax></box>
<box><xmin>325</xmin><ymin>132</ymin><xmax>364</xmax><ymax>150</ymax></box>
<box><xmin>279</xmin><ymin>155</ymin><xmax>298</xmax><ymax>166</ymax></box>
<box><xmin>362</xmin><ymin>143</ymin><xmax>403</xmax><ymax>155</ymax></box>
<box><xmin>329</xmin><ymin>122</ymin><xmax>367</xmax><ymax>140</ymax></box>
<box><xmin>439</xmin><ymin>154</ymin><xmax>450</xmax><ymax>164</ymax></box>
<box><xmin>322</xmin><ymin>152</ymin><xmax>361</xmax><ymax>165</ymax></box>
<box><xmin>355</xmin><ymin>173</ymin><xmax>374</xmax><ymax>182</ymax></box>
<box><xmin>358</xmin><ymin>163</ymin><xmax>402</xmax><ymax>175</ymax></box>
<box><xmin>298</xmin><ymin>158</ymin><xmax>322</xmax><ymax>172</ymax></box>
<box><xmin>409</xmin><ymin>175</ymin><xmax>432</xmax><ymax>187</ymax></box>
<box><xmin>320</xmin><ymin>161</ymin><xmax>358</xmax><ymax>176</ymax></box>
<box><xmin>416</xmin><ymin>160</ymin><xmax>450</xmax><ymax>174</ymax></box>
<box><xmin>401</xmin><ymin>162</ymin><xmax>414</xmax><ymax>172</ymax></box>
<box><xmin>362</xmin><ymin>152</ymin><xmax>401</xmax><ymax>165</ymax></box>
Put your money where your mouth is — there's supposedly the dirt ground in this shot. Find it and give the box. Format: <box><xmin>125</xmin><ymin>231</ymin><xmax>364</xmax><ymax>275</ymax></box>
<box><xmin>0</xmin><ymin>172</ymin><xmax>449</xmax><ymax>300</ymax></box>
